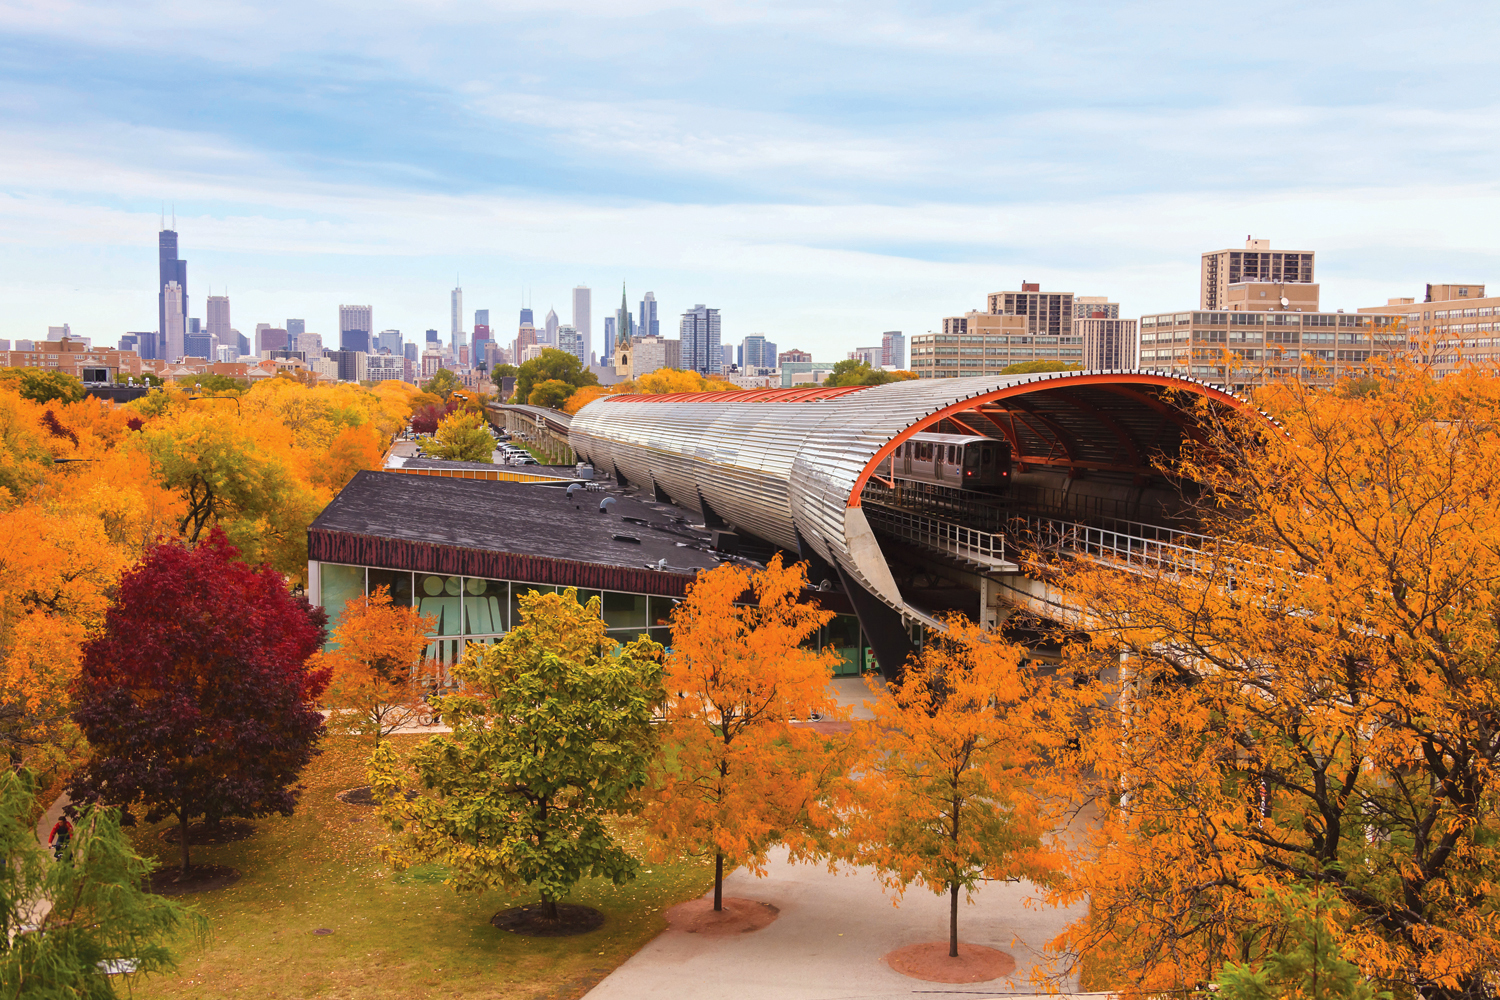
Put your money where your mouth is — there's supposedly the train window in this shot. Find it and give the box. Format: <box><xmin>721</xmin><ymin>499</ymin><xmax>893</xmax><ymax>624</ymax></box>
<box><xmin>980</xmin><ymin>447</ymin><xmax>992</xmax><ymax>465</ymax></box>
<box><xmin>947</xmin><ymin>445</ymin><xmax>955</xmax><ymax>463</ymax></box>
<box><xmin>965</xmin><ymin>447</ymin><xmax>980</xmax><ymax>467</ymax></box>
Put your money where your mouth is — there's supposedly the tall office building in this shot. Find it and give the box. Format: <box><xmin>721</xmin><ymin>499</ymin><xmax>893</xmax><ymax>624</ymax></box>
<box><xmin>162</xmin><ymin>280</ymin><xmax>186</xmax><ymax>360</ymax></box>
<box><xmin>603</xmin><ymin>317</ymin><xmax>616</xmax><ymax>346</ymax></box>
<box><xmin>1200</xmin><ymin>238</ymin><xmax>1317</xmax><ymax>312</ymax></box>
<box><xmin>287</xmin><ymin>318</ymin><xmax>305</xmax><ymax>337</ymax></box>
<box><xmin>206</xmin><ymin>295</ymin><xmax>231</xmax><ymax>348</ymax></box>
<box><xmin>520</xmin><ymin>306</ymin><xmax>533</xmax><ymax>327</ymax></box>
<box><xmin>849</xmin><ymin>346</ymin><xmax>881</xmax><ymax>367</ymax></box>
<box><xmin>881</xmin><ymin>331</ymin><xmax>906</xmax><ymax>369</ymax></box>
<box><xmin>680</xmin><ymin>305</ymin><xmax>722</xmax><ymax>375</ymax></box>
<box><xmin>639</xmin><ymin>292</ymin><xmax>659</xmax><ymax>338</ymax></box>
<box><xmin>572</xmin><ymin>286</ymin><xmax>592</xmax><ymax>366</ymax></box>
<box><xmin>426</xmin><ymin>329</ymin><xmax>439</xmax><ymax>345</ymax></box>
<box><xmin>297</xmin><ymin>333</ymin><xmax>323</xmax><ymax>354</ymax></box>
<box><xmin>157</xmin><ymin>224</ymin><xmax>188</xmax><ymax>362</ymax></box>
<box><xmin>257</xmin><ymin>326</ymin><xmax>290</xmax><ymax>353</ymax></box>
<box><xmin>473</xmin><ymin>309</ymin><xmax>491</xmax><ymax>354</ymax></box>
<box><xmin>451</xmin><ymin>287</ymin><xmax>465</xmax><ymax>348</ymax></box>
<box><xmin>377</xmin><ymin>329</ymin><xmax>403</xmax><ymax>355</ymax></box>
<box><xmin>544</xmin><ymin>308</ymin><xmax>559</xmax><ymax>347</ymax></box>
<box><xmin>740</xmin><ymin>335</ymin><xmax>768</xmax><ymax>369</ymax></box>
<box><xmin>339</xmin><ymin>305</ymin><xmax>373</xmax><ymax>353</ymax></box>
<box><xmin>404</xmin><ymin>341</ymin><xmax>418</xmax><ymax>363</ymax></box>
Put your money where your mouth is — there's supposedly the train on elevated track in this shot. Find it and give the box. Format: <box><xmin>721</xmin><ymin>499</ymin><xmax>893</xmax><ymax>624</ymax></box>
<box><xmin>878</xmin><ymin>432</ymin><xmax>1012</xmax><ymax>492</ymax></box>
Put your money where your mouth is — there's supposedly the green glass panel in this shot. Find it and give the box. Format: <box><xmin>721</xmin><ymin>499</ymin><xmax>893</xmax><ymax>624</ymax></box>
<box><xmin>463</xmin><ymin>578</ymin><xmax>508</xmax><ymax>635</ymax></box>
<box><xmin>603</xmin><ymin>592</ymin><xmax>648</xmax><ymax>629</ymax></box>
<box><xmin>417</xmin><ymin>574</ymin><xmax>462</xmax><ymax>636</ymax></box>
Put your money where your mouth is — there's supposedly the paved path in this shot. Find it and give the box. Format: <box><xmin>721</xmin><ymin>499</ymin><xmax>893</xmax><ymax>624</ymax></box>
<box><xmin>584</xmin><ymin>847</ymin><xmax>1085</xmax><ymax>1000</ymax></box>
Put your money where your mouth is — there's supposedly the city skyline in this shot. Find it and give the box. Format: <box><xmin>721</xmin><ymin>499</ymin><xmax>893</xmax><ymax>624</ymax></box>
<box><xmin>1</xmin><ymin>2</ymin><xmax>1495</xmax><ymax>353</ymax></box>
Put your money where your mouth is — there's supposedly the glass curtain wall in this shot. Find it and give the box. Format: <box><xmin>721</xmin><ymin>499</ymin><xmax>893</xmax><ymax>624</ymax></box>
<box><xmin>318</xmin><ymin>563</ymin><xmax>868</xmax><ymax>677</ymax></box>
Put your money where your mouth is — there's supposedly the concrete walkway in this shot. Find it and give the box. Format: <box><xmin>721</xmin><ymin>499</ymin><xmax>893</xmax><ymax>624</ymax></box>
<box><xmin>584</xmin><ymin>847</ymin><xmax>1085</xmax><ymax>999</ymax></box>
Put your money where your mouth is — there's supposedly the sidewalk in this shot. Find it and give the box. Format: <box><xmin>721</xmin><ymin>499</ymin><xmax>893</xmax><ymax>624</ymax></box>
<box><xmin>583</xmin><ymin>847</ymin><xmax>1084</xmax><ymax>1000</ymax></box>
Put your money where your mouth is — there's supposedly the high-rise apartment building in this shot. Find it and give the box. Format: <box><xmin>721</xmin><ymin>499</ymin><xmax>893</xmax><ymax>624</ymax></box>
<box><xmin>639</xmin><ymin>292</ymin><xmax>659</xmax><ymax>338</ymax></box>
<box><xmin>157</xmin><ymin>225</ymin><xmax>187</xmax><ymax>361</ymax></box>
<box><xmin>1200</xmin><ymin>237</ymin><xmax>1317</xmax><ymax>312</ymax></box>
<box><xmin>848</xmin><ymin>346</ymin><xmax>881</xmax><ymax>367</ymax></box>
<box><xmin>557</xmin><ymin>324</ymin><xmax>583</xmax><ymax>364</ymax></box>
<box><xmin>680</xmin><ymin>305</ymin><xmax>723</xmax><ymax>375</ymax></box>
<box><xmin>339</xmin><ymin>305</ymin><xmax>373</xmax><ymax>353</ymax></box>
<box><xmin>915</xmin><ymin>282</ymin><xmax>1087</xmax><ymax>378</ymax></box>
<box><xmin>451</xmin><ymin>287</ymin><xmax>465</xmax><ymax>348</ymax></box>
<box><xmin>1078</xmin><ymin>317</ymin><xmax>1138</xmax><ymax>370</ymax></box>
<box><xmin>881</xmin><ymin>331</ymin><xmax>906</xmax><ymax>369</ymax></box>
<box><xmin>1073</xmin><ymin>297</ymin><xmax>1119</xmax><ymax>320</ymax></box>
<box><xmin>572</xmin><ymin>286</ymin><xmax>592</xmax><ymax>367</ymax></box>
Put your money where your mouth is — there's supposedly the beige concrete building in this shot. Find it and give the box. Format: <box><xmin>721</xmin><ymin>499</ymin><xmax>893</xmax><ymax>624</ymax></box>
<box><xmin>1078</xmin><ymin>317</ymin><xmax>1139</xmax><ymax>370</ymax></box>
<box><xmin>1139</xmin><ymin>309</ymin><xmax>1405</xmax><ymax>391</ymax></box>
<box><xmin>914</xmin><ymin>283</ymin><xmax>1087</xmax><ymax>379</ymax></box>
<box><xmin>1201</xmin><ymin>237</ymin><xmax>1316</xmax><ymax>311</ymax></box>
<box><xmin>1359</xmin><ymin>282</ymin><xmax>1496</xmax><ymax>375</ymax></box>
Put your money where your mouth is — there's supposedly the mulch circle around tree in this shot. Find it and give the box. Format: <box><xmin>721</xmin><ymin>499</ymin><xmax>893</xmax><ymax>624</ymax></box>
<box><xmin>145</xmin><ymin>864</ymin><xmax>242</xmax><ymax>896</ymax></box>
<box><xmin>490</xmin><ymin>904</ymin><xmax>605</xmax><ymax>937</ymax></box>
<box><xmin>158</xmin><ymin>820</ymin><xmax>255</xmax><ymax>845</ymax></box>
<box><xmin>336</xmin><ymin>786</ymin><xmax>417</xmax><ymax>807</ymax></box>
<box><xmin>665</xmin><ymin>897</ymin><xmax>781</xmax><ymax>935</ymax></box>
<box><xmin>883</xmin><ymin>942</ymin><xmax>1017</xmax><ymax>983</ymax></box>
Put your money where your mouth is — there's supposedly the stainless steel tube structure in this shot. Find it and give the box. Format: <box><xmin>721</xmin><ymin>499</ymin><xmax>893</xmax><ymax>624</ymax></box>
<box><xmin>569</xmin><ymin>371</ymin><xmax>1264</xmax><ymax>666</ymax></box>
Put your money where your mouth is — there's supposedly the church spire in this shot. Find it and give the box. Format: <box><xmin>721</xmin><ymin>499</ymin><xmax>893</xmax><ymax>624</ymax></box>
<box><xmin>617</xmin><ymin>282</ymin><xmax>630</xmax><ymax>349</ymax></box>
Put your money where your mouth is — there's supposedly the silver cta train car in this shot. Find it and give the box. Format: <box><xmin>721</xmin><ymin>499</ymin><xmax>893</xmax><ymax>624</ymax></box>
<box><xmin>878</xmin><ymin>432</ymin><xmax>1012</xmax><ymax>492</ymax></box>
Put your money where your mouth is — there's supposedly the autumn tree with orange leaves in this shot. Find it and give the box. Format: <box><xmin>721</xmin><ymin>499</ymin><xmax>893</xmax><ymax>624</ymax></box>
<box><xmin>646</xmin><ymin>554</ymin><xmax>846</xmax><ymax>911</ymax></box>
<box><xmin>314</xmin><ymin>586</ymin><xmax>435</xmax><ymax>745</ymax></box>
<box><xmin>1046</xmin><ymin>365</ymin><xmax>1500</xmax><ymax>999</ymax></box>
<box><xmin>844</xmin><ymin>614</ymin><xmax>1059</xmax><ymax>959</ymax></box>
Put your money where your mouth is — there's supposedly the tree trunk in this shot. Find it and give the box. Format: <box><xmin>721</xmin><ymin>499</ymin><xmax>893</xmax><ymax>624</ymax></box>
<box><xmin>949</xmin><ymin>882</ymin><xmax>959</xmax><ymax>957</ymax></box>
<box><xmin>540</xmin><ymin>895</ymin><xmax>558</xmax><ymax>921</ymax></box>
<box><xmin>714</xmin><ymin>853</ymin><xmax>724</xmax><ymax>912</ymax></box>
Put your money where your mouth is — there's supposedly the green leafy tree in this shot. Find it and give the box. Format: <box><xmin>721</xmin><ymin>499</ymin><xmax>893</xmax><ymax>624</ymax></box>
<box><xmin>0</xmin><ymin>770</ymin><xmax>206</xmax><ymax>995</ymax></box>
<box><xmin>417</xmin><ymin>410</ymin><xmax>494</xmax><ymax>463</ymax></box>
<box><xmin>0</xmin><ymin>369</ymin><xmax>86</xmax><ymax>405</ymax></box>
<box><xmin>371</xmin><ymin>588</ymin><xmax>663</xmax><ymax>922</ymax></box>
<box><xmin>513</xmin><ymin>349</ymin><xmax>598</xmax><ymax>405</ymax></box>
<box><xmin>527</xmin><ymin>379</ymin><xmax>574</xmax><ymax>410</ymax></box>
<box><xmin>821</xmin><ymin>360</ymin><xmax>919</xmax><ymax>387</ymax></box>
<box><xmin>1216</xmin><ymin>885</ymin><xmax>1390</xmax><ymax>1000</ymax></box>
<box><xmin>422</xmin><ymin>368</ymin><xmax>462</xmax><ymax>400</ymax></box>
<box><xmin>177</xmin><ymin>374</ymin><xmax>247</xmax><ymax>393</ymax></box>
<box><xmin>490</xmin><ymin>364</ymin><xmax>518</xmax><ymax>382</ymax></box>
<box><xmin>999</xmin><ymin>360</ymin><xmax>1082</xmax><ymax>375</ymax></box>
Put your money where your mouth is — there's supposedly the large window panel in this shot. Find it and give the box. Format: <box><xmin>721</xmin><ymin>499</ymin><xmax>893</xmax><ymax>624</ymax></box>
<box><xmin>367</xmin><ymin>569</ymin><xmax>414</xmax><ymax>608</ymax></box>
<box><xmin>603</xmin><ymin>592</ymin><xmax>648</xmax><ymax>630</ymax></box>
<box><xmin>417</xmin><ymin>574</ymin><xmax>463</xmax><ymax>636</ymax></box>
<box><xmin>320</xmin><ymin>564</ymin><xmax>365</xmax><ymax>636</ymax></box>
<box><xmin>649</xmin><ymin>596</ymin><xmax>679</xmax><ymax>630</ymax></box>
<box><xmin>463</xmin><ymin>578</ymin><xmax>508</xmax><ymax>635</ymax></box>
<box><xmin>510</xmin><ymin>584</ymin><xmax>555</xmax><ymax>629</ymax></box>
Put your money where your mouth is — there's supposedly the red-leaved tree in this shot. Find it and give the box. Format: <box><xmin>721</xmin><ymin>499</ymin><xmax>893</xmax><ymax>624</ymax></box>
<box><xmin>69</xmin><ymin>529</ymin><xmax>330</xmax><ymax>874</ymax></box>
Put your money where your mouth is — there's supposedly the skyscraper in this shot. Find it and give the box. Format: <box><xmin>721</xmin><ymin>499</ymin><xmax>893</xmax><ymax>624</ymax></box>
<box><xmin>206</xmin><ymin>295</ymin><xmax>231</xmax><ymax>349</ymax></box>
<box><xmin>473</xmin><ymin>308</ymin><xmax>490</xmax><ymax>354</ymax></box>
<box><xmin>557</xmin><ymin>324</ymin><xmax>583</xmax><ymax>364</ymax></box>
<box><xmin>680</xmin><ymin>305</ymin><xmax>722</xmax><ymax>375</ymax></box>
<box><xmin>377</xmin><ymin>329</ymin><xmax>403</xmax><ymax>355</ymax></box>
<box><xmin>163</xmin><ymin>280</ymin><xmax>186</xmax><ymax>360</ymax></box>
<box><xmin>544</xmin><ymin>308</ymin><xmax>559</xmax><ymax>347</ymax></box>
<box><xmin>157</xmin><ymin>224</ymin><xmax>188</xmax><ymax>361</ymax></box>
<box><xmin>881</xmin><ymin>331</ymin><xmax>906</xmax><ymax>369</ymax></box>
<box><xmin>287</xmin><ymin>318</ymin><xmax>305</xmax><ymax>337</ymax></box>
<box><xmin>451</xmin><ymin>287</ymin><xmax>465</xmax><ymax>348</ymax></box>
<box><xmin>572</xmin><ymin>286</ymin><xmax>592</xmax><ymax>366</ymax></box>
<box><xmin>740</xmin><ymin>335</ymin><xmax>767</xmax><ymax>369</ymax></box>
<box><xmin>639</xmin><ymin>292</ymin><xmax>659</xmax><ymax>338</ymax></box>
<box><xmin>339</xmin><ymin>305</ymin><xmax>373</xmax><ymax>353</ymax></box>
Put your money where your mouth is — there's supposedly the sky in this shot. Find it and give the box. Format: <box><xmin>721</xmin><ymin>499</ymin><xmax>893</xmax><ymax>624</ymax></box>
<box><xmin>1</xmin><ymin>0</ymin><xmax>1498</xmax><ymax>361</ymax></box>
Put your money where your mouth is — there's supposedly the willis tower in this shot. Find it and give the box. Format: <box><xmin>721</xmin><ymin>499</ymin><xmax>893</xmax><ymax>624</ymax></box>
<box><xmin>157</xmin><ymin>217</ymin><xmax>188</xmax><ymax>361</ymax></box>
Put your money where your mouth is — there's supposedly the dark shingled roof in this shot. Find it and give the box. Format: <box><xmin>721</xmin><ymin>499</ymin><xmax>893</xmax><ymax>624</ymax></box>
<box><xmin>311</xmin><ymin>470</ymin><xmax>724</xmax><ymax>577</ymax></box>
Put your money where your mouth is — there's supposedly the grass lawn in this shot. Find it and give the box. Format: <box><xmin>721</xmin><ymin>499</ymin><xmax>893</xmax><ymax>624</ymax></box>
<box><xmin>130</xmin><ymin>735</ymin><xmax>713</xmax><ymax>999</ymax></box>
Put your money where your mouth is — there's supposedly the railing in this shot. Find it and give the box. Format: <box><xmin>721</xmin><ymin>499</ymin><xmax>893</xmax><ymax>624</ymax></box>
<box><xmin>864</xmin><ymin>505</ymin><xmax>1007</xmax><ymax>565</ymax></box>
<box><xmin>1010</xmin><ymin>513</ymin><xmax>1219</xmax><ymax>576</ymax></box>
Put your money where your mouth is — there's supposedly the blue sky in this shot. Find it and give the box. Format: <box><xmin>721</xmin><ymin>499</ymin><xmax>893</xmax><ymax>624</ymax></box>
<box><xmin>1</xmin><ymin>0</ymin><xmax>1498</xmax><ymax>360</ymax></box>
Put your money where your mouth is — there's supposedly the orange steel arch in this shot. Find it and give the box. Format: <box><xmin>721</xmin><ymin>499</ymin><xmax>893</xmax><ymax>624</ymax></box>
<box><xmin>846</xmin><ymin>373</ymin><xmax>1261</xmax><ymax>508</ymax></box>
